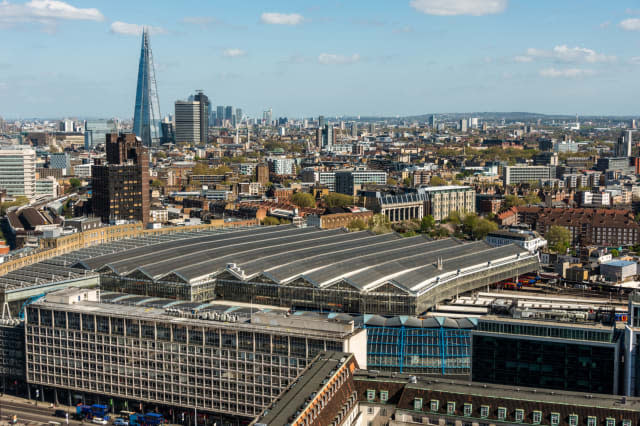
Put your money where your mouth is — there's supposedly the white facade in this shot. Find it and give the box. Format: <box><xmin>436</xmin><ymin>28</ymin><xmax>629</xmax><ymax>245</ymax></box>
<box><xmin>486</xmin><ymin>229</ymin><xmax>547</xmax><ymax>253</ymax></box>
<box><xmin>0</xmin><ymin>146</ymin><xmax>36</xmax><ymax>198</ymax></box>
<box><xmin>73</xmin><ymin>164</ymin><xmax>92</xmax><ymax>178</ymax></box>
<box><xmin>503</xmin><ymin>166</ymin><xmax>551</xmax><ymax>186</ymax></box>
<box><xmin>268</xmin><ymin>157</ymin><xmax>295</xmax><ymax>175</ymax></box>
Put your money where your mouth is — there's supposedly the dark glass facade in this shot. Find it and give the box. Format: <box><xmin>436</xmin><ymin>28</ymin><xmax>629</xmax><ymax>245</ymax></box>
<box><xmin>472</xmin><ymin>334</ymin><xmax>617</xmax><ymax>394</ymax></box>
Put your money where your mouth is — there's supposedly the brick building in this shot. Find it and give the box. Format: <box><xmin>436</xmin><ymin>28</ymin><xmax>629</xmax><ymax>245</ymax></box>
<box><xmin>516</xmin><ymin>206</ymin><xmax>640</xmax><ymax>247</ymax></box>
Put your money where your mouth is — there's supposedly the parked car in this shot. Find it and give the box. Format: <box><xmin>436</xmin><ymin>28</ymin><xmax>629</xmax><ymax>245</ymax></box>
<box><xmin>92</xmin><ymin>417</ymin><xmax>108</xmax><ymax>425</ymax></box>
<box><xmin>114</xmin><ymin>418</ymin><xmax>129</xmax><ymax>426</ymax></box>
<box><xmin>54</xmin><ymin>410</ymin><xmax>66</xmax><ymax>418</ymax></box>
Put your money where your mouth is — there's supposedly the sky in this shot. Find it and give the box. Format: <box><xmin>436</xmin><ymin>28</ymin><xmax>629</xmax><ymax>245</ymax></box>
<box><xmin>1</xmin><ymin>0</ymin><xmax>640</xmax><ymax>119</ymax></box>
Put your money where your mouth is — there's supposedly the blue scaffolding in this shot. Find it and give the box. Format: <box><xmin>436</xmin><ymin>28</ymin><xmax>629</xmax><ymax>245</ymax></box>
<box><xmin>364</xmin><ymin>315</ymin><xmax>475</xmax><ymax>375</ymax></box>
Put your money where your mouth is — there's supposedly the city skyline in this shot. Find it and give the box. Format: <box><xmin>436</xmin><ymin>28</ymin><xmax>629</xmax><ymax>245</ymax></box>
<box><xmin>1</xmin><ymin>0</ymin><xmax>640</xmax><ymax>118</ymax></box>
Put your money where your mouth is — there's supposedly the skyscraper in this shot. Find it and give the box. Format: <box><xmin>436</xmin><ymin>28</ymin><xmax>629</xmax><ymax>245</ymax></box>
<box><xmin>174</xmin><ymin>101</ymin><xmax>200</xmax><ymax>143</ymax></box>
<box><xmin>216</xmin><ymin>106</ymin><xmax>224</xmax><ymax>126</ymax></box>
<box><xmin>133</xmin><ymin>28</ymin><xmax>162</xmax><ymax>147</ymax></box>
<box><xmin>193</xmin><ymin>91</ymin><xmax>209</xmax><ymax>144</ymax></box>
<box><xmin>235</xmin><ymin>108</ymin><xmax>243</xmax><ymax>123</ymax></box>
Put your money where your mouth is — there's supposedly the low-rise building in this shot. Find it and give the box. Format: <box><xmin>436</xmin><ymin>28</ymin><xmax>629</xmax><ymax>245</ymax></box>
<box><xmin>486</xmin><ymin>228</ymin><xmax>547</xmax><ymax>252</ymax></box>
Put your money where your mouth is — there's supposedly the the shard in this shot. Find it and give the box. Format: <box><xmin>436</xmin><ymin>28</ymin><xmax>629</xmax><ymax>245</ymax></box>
<box><xmin>133</xmin><ymin>27</ymin><xmax>162</xmax><ymax>147</ymax></box>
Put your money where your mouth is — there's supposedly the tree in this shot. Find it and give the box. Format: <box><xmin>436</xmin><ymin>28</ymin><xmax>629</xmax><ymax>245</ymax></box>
<box><xmin>429</xmin><ymin>176</ymin><xmax>446</xmax><ymax>186</ymax></box>
<box><xmin>262</xmin><ymin>216</ymin><xmax>281</xmax><ymax>226</ymax></box>
<box><xmin>611</xmin><ymin>249</ymin><xmax>620</xmax><ymax>257</ymax></box>
<box><xmin>420</xmin><ymin>215</ymin><xmax>435</xmax><ymax>233</ymax></box>
<box><xmin>69</xmin><ymin>178</ymin><xmax>82</xmax><ymax>189</ymax></box>
<box><xmin>291</xmin><ymin>192</ymin><xmax>316</xmax><ymax>208</ymax></box>
<box><xmin>368</xmin><ymin>214</ymin><xmax>392</xmax><ymax>234</ymax></box>
<box><xmin>546</xmin><ymin>225</ymin><xmax>571</xmax><ymax>253</ymax></box>
<box><xmin>446</xmin><ymin>211</ymin><xmax>462</xmax><ymax>225</ymax></box>
<box><xmin>192</xmin><ymin>163</ymin><xmax>231</xmax><ymax>176</ymax></box>
<box><xmin>151</xmin><ymin>179</ymin><xmax>165</xmax><ymax>188</ymax></box>
<box><xmin>387</xmin><ymin>177</ymin><xmax>398</xmax><ymax>186</ymax></box>
<box><xmin>504</xmin><ymin>194</ymin><xmax>524</xmax><ymax>209</ymax></box>
<box><xmin>347</xmin><ymin>218</ymin><xmax>368</xmax><ymax>231</ymax></box>
<box><xmin>403</xmin><ymin>177</ymin><xmax>412</xmax><ymax>187</ymax></box>
<box><xmin>523</xmin><ymin>193</ymin><xmax>541</xmax><ymax>205</ymax></box>
<box><xmin>323</xmin><ymin>193</ymin><xmax>354</xmax><ymax>208</ymax></box>
<box><xmin>471</xmin><ymin>218</ymin><xmax>498</xmax><ymax>240</ymax></box>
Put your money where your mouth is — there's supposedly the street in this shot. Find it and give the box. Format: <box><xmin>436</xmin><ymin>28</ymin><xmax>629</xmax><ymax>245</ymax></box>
<box><xmin>0</xmin><ymin>395</ymin><xmax>82</xmax><ymax>425</ymax></box>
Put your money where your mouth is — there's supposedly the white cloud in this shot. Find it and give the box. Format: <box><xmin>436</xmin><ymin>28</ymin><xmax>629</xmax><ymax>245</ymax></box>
<box><xmin>539</xmin><ymin>68</ymin><xmax>595</xmax><ymax>78</ymax></box>
<box><xmin>260</xmin><ymin>12</ymin><xmax>303</xmax><ymax>25</ymax></box>
<box><xmin>223</xmin><ymin>48</ymin><xmax>246</xmax><ymax>57</ymax></box>
<box><xmin>110</xmin><ymin>21</ymin><xmax>167</xmax><ymax>36</ymax></box>
<box><xmin>409</xmin><ymin>0</ymin><xmax>507</xmax><ymax>16</ymax></box>
<box><xmin>318</xmin><ymin>53</ymin><xmax>361</xmax><ymax>65</ymax></box>
<box><xmin>620</xmin><ymin>18</ymin><xmax>640</xmax><ymax>31</ymax></box>
<box><xmin>599</xmin><ymin>21</ymin><xmax>610</xmax><ymax>29</ymax></box>
<box><xmin>516</xmin><ymin>45</ymin><xmax>615</xmax><ymax>64</ymax></box>
<box><xmin>0</xmin><ymin>0</ymin><xmax>103</xmax><ymax>25</ymax></box>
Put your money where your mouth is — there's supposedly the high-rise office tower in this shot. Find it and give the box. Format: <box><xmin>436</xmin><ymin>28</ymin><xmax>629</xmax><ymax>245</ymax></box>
<box><xmin>350</xmin><ymin>122</ymin><xmax>358</xmax><ymax>138</ymax></box>
<box><xmin>318</xmin><ymin>115</ymin><xmax>326</xmax><ymax>129</ymax></box>
<box><xmin>132</xmin><ymin>28</ymin><xmax>162</xmax><ymax>147</ymax></box>
<box><xmin>84</xmin><ymin>119</ymin><xmax>117</xmax><ymax>150</ymax></box>
<box><xmin>0</xmin><ymin>146</ymin><xmax>36</xmax><ymax>199</ymax></box>
<box><xmin>316</xmin><ymin>124</ymin><xmax>335</xmax><ymax>150</ymax></box>
<box><xmin>174</xmin><ymin>101</ymin><xmax>201</xmax><ymax>143</ymax></box>
<box><xmin>193</xmin><ymin>91</ymin><xmax>209</xmax><ymax>144</ymax></box>
<box><xmin>460</xmin><ymin>119</ymin><xmax>468</xmax><ymax>132</ymax></box>
<box><xmin>263</xmin><ymin>108</ymin><xmax>273</xmax><ymax>125</ymax></box>
<box><xmin>216</xmin><ymin>106</ymin><xmax>224</xmax><ymax>126</ymax></box>
<box><xmin>92</xmin><ymin>134</ymin><xmax>150</xmax><ymax>224</ymax></box>
<box><xmin>616</xmin><ymin>131</ymin><xmax>633</xmax><ymax>157</ymax></box>
<box><xmin>235</xmin><ymin>108</ymin><xmax>243</xmax><ymax>123</ymax></box>
<box><xmin>225</xmin><ymin>106</ymin><xmax>233</xmax><ymax>122</ymax></box>
<box><xmin>430</xmin><ymin>114</ymin><xmax>437</xmax><ymax>129</ymax></box>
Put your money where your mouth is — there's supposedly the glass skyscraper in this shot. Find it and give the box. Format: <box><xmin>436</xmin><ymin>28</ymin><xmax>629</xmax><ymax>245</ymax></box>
<box><xmin>133</xmin><ymin>28</ymin><xmax>162</xmax><ymax>147</ymax></box>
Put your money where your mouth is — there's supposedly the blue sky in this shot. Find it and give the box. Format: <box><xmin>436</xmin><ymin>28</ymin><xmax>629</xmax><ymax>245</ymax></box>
<box><xmin>1</xmin><ymin>0</ymin><xmax>640</xmax><ymax>119</ymax></box>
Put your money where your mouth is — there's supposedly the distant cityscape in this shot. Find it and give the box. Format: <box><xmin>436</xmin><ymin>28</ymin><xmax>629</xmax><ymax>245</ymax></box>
<box><xmin>4</xmin><ymin>10</ymin><xmax>640</xmax><ymax>426</ymax></box>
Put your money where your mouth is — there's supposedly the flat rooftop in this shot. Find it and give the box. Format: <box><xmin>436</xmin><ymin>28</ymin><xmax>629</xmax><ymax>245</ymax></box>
<box><xmin>32</xmin><ymin>294</ymin><xmax>360</xmax><ymax>340</ymax></box>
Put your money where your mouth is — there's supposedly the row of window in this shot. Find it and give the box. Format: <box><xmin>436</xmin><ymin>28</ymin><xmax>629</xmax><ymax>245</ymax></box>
<box><xmin>411</xmin><ymin>398</ymin><xmax>630</xmax><ymax>426</ymax></box>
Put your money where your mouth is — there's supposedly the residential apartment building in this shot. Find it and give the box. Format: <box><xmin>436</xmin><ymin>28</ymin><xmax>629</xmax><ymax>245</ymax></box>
<box><xmin>0</xmin><ymin>146</ymin><xmax>36</xmax><ymax>199</ymax></box>
<box><xmin>91</xmin><ymin>134</ymin><xmax>150</xmax><ymax>225</ymax></box>
<box><xmin>516</xmin><ymin>207</ymin><xmax>640</xmax><ymax>247</ymax></box>
<box><xmin>420</xmin><ymin>186</ymin><xmax>476</xmax><ymax>222</ymax></box>
<box><xmin>267</xmin><ymin>157</ymin><xmax>295</xmax><ymax>176</ymax></box>
<box><xmin>24</xmin><ymin>288</ymin><xmax>366</xmax><ymax>420</ymax></box>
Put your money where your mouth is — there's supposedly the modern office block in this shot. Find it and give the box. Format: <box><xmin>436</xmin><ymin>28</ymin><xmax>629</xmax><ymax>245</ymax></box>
<box><xmin>335</xmin><ymin>170</ymin><xmax>387</xmax><ymax>196</ymax></box>
<box><xmin>503</xmin><ymin>166</ymin><xmax>552</xmax><ymax>185</ymax></box>
<box><xmin>24</xmin><ymin>288</ymin><xmax>366</xmax><ymax>420</ymax></box>
<box><xmin>472</xmin><ymin>316</ymin><xmax>620</xmax><ymax>394</ymax></box>
<box><xmin>0</xmin><ymin>146</ymin><xmax>36</xmax><ymax>198</ymax></box>
<box><xmin>174</xmin><ymin>101</ymin><xmax>201</xmax><ymax>143</ymax></box>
